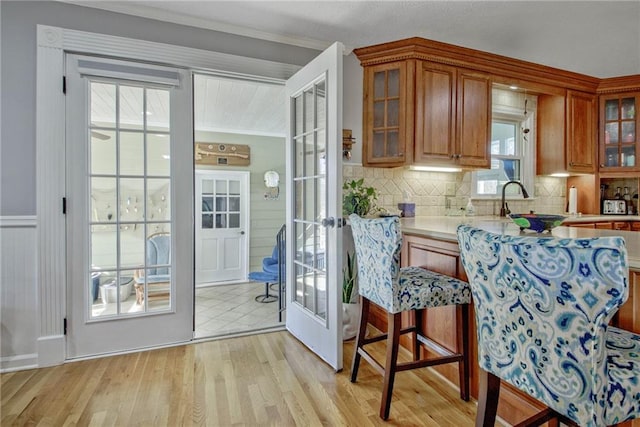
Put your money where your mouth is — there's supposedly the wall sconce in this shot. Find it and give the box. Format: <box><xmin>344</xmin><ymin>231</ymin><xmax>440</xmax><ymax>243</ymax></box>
<box><xmin>264</xmin><ymin>170</ymin><xmax>280</xmax><ymax>200</ymax></box>
<box><xmin>343</xmin><ymin>129</ymin><xmax>356</xmax><ymax>160</ymax></box>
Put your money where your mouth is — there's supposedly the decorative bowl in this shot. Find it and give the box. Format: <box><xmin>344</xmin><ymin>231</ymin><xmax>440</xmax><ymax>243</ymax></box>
<box><xmin>508</xmin><ymin>213</ymin><xmax>566</xmax><ymax>233</ymax></box>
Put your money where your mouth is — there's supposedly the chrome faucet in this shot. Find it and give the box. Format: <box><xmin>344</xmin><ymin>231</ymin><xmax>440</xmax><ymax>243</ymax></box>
<box><xmin>500</xmin><ymin>180</ymin><xmax>530</xmax><ymax>217</ymax></box>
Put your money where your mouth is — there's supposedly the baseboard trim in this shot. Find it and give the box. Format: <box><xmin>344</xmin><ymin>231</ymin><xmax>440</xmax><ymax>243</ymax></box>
<box><xmin>0</xmin><ymin>353</ymin><xmax>39</xmax><ymax>373</ymax></box>
<box><xmin>37</xmin><ymin>335</ymin><xmax>65</xmax><ymax>367</ymax></box>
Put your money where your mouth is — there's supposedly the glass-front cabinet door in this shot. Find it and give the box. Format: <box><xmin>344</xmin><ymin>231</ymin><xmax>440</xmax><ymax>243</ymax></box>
<box><xmin>600</xmin><ymin>93</ymin><xmax>639</xmax><ymax>171</ymax></box>
<box><xmin>362</xmin><ymin>61</ymin><xmax>410</xmax><ymax>166</ymax></box>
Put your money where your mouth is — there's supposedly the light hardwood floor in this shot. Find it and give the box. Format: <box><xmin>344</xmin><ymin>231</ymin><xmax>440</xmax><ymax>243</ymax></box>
<box><xmin>2</xmin><ymin>332</ymin><xmax>482</xmax><ymax>426</ymax></box>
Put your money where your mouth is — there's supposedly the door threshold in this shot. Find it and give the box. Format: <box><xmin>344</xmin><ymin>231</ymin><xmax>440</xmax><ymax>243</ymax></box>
<box><xmin>193</xmin><ymin>324</ymin><xmax>286</xmax><ymax>342</ymax></box>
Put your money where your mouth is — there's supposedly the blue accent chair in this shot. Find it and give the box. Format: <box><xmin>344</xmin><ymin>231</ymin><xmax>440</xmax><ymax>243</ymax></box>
<box><xmin>134</xmin><ymin>232</ymin><xmax>171</xmax><ymax>305</ymax></box>
<box><xmin>457</xmin><ymin>225</ymin><xmax>640</xmax><ymax>427</ymax></box>
<box><xmin>349</xmin><ymin>214</ymin><xmax>471</xmax><ymax>420</ymax></box>
<box><xmin>249</xmin><ymin>244</ymin><xmax>283</xmax><ymax>303</ymax></box>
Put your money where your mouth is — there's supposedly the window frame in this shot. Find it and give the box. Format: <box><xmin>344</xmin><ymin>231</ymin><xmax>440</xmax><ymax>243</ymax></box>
<box><xmin>471</xmin><ymin>105</ymin><xmax>535</xmax><ymax>199</ymax></box>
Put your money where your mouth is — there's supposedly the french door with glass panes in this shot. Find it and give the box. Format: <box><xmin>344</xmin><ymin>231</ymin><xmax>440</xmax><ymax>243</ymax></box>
<box><xmin>65</xmin><ymin>54</ymin><xmax>193</xmax><ymax>358</ymax></box>
<box><xmin>285</xmin><ymin>42</ymin><xmax>343</xmax><ymax>370</ymax></box>
<box><xmin>195</xmin><ymin>170</ymin><xmax>249</xmax><ymax>285</ymax></box>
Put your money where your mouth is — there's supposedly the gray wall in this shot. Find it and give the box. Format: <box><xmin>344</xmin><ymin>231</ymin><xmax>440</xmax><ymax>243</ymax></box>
<box><xmin>0</xmin><ymin>1</ymin><xmax>319</xmax><ymax>215</ymax></box>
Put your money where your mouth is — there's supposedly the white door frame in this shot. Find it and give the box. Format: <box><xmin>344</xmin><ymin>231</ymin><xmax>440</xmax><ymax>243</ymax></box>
<box><xmin>35</xmin><ymin>25</ymin><xmax>299</xmax><ymax>366</ymax></box>
<box><xmin>195</xmin><ymin>170</ymin><xmax>250</xmax><ymax>286</ymax></box>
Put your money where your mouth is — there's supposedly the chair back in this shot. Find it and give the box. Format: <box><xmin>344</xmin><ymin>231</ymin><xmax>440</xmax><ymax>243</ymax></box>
<box><xmin>457</xmin><ymin>225</ymin><xmax>629</xmax><ymax>426</ymax></box>
<box><xmin>147</xmin><ymin>233</ymin><xmax>171</xmax><ymax>275</ymax></box>
<box><xmin>349</xmin><ymin>214</ymin><xmax>402</xmax><ymax>312</ymax></box>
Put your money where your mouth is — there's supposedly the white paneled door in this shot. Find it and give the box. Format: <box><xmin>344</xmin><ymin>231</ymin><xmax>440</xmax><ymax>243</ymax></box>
<box><xmin>285</xmin><ymin>43</ymin><xmax>344</xmax><ymax>370</ymax></box>
<box><xmin>65</xmin><ymin>54</ymin><xmax>193</xmax><ymax>358</ymax></box>
<box><xmin>195</xmin><ymin>170</ymin><xmax>249</xmax><ymax>285</ymax></box>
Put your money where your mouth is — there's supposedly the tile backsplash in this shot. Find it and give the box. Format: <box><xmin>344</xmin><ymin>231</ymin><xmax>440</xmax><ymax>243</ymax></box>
<box><xmin>343</xmin><ymin>165</ymin><xmax>567</xmax><ymax>216</ymax></box>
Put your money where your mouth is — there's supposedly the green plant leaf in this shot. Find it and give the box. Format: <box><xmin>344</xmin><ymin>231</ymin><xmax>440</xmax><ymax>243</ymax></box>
<box><xmin>342</xmin><ymin>179</ymin><xmax>380</xmax><ymax>216</ymax></box>
<box><xmin>342</xmin><ymin>251</ymin><xmax>357</xmax><ymax>303</ymax></box>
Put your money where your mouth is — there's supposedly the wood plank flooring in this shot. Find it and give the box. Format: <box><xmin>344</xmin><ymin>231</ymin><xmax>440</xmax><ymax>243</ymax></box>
<box><xmin>2</xmin><ymin>332</ymin><xmax>483</xmax><ymax>426</ymax></box>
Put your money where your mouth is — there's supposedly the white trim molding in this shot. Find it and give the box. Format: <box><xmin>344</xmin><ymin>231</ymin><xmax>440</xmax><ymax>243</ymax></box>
<box><xmin>0</xmin><ymin>216</ymin><xmax>37</xmax><ymax>228</ymax></box>
<box><xmin>0</xmin><ymin>217</ymin><xmax>38</xmax><ymax>372</ymax></box>
<box><xmin>35</xmin><ymin>24</ymin><xmax>299</xmax><ymax>369</ymax></box>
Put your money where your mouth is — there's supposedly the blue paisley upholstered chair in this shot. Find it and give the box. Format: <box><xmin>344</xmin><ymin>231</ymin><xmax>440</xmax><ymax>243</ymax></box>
<box><xmin>349</xmin><ymin>214</ymin><xmax>471</xmax><ymax>420</ymax></box>
<box><xmin>457</xmin><ymin>225</ymin><xmax>640</xmax><ymax>427</ymax></box>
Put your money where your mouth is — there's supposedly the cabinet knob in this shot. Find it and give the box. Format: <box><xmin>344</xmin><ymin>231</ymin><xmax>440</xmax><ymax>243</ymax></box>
<box><xmin>456</xmin><ymin>154</ymin><xmax>462</xmax><ymax>159</ymax></box>
<box><xmin>450</xmin><ymin>154</ymin><xmax>455</xmax><ymax>159</ymax></box>
<box><xmin>600</xmin><ymin>164</ymin><xmax>605</xmax><ymax>168</ymax></box>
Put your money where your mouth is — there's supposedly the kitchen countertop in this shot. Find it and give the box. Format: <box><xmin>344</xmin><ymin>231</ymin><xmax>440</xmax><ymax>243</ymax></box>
<box><xmin>562</xmin><ymin>214</ymin><xmax>640</xmax><ymax>223</ymax></box>
<box><xmin>400</xmin><ymin>215</ymin><xmax>640</xmax><ymax>269</ymax></box>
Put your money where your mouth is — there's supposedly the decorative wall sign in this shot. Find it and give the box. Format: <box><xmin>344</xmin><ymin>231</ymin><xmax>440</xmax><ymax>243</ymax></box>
<box><xmin>195</xmin><ymin>143</ymin><xmax>250</xmax><ymax>166</ymax></box>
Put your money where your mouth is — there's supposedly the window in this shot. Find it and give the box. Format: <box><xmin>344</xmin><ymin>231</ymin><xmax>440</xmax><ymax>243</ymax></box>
<box><xmin>472</xmin><ymin>107</ymin><xmax>535</xmax><ymax>198</ymax></box>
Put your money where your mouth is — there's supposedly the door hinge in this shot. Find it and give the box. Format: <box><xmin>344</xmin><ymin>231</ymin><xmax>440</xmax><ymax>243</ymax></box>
<box><xmin>62</xmin><ymin>197</ymin><xmax>67</xmax><ymax>214</ymax></box>
<box><xmin>62</xmin><ymin>76</ymin><xmax>66</xmax><ymax>94</ymax></box>
<box><xmin>63</xmin><ymin>318</ymin><xmax>67</xmax><ymax>335</ymax></box>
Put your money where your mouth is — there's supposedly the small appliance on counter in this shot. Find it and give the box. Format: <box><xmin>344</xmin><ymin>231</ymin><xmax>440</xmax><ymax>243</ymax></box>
<box><xmin>397</xmin><ymin>202</ymin><xmax>415</xmax><ymax>217</ymax></box>
<box><xmin>602</xmin><ymin>199</ymin><xmax>627</xmax><ymax>215</ymax></box>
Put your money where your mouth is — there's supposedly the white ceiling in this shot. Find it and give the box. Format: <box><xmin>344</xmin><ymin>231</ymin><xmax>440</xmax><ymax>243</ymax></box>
<box><xmin>69</xmin><ymin>1</ymin><xmax>640</xmax><ymax>78</ymax></box>
<box><xmin>73</xmin><ymin>1</ymin><xmax>640</xmax><ymax>137</ymax></box>
<box><xmin>193</xmin><ymin>74</ymin><xmax>285</xmax><ymax>137</ymax></box>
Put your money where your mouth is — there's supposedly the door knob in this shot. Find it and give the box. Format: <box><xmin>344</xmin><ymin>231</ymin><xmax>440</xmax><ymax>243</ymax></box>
<box><xmin>321</xmin><ymin>217</ymin><xmax>335</xmax><ymax>228</ymax></box>
<box><xmin>239</xmin><ymin>230</ymin><xmax>245</xmax><ymax>235</ymax></box>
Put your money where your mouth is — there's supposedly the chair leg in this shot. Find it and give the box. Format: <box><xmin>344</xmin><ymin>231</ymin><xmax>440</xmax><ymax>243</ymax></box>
<box><xmin>350</xmin><ymin>296</ymin><xmax>369</xmax><ymax>383</ymax></box>
<box><xmin>476</xmin><ymin>369</ymin><xmax>501</xmax><ymax>427</ymax></box>
<box><xmin>255</xmin><ymin>282</ymin><xmax>278</xmax><ymax>303</ymax></box>
<box><xmin>380</xmin><ymin>312</ymin><xmax>401</xmax><ymax>420</ymax></box>
<box><xmin>413</xmin><ymin>309</ymin><xmax>423</xmax><ymax>361</ymax></box>
<box><xmin>458</xmin><ymin>303</ymin><xmax>470</xmax><ymax>401</ymax></box>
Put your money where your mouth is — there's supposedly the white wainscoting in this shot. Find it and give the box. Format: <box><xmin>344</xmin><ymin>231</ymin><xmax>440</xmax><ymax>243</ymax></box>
<box><xmin>1</xmin><ymin>216</ymin><xmax>38</xmax><ymax>372</ymax></box>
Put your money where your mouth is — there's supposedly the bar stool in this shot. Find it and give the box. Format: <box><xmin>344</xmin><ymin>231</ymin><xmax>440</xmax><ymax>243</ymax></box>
<box><xmin>457</xmin><ymin>225</ymin><xmax>640</xmax><ymax>426</ymax></box>
<box><xmin>348</xmin><ymin>214</ymin><xmax>471</xmax><ymax>420</ymax></box>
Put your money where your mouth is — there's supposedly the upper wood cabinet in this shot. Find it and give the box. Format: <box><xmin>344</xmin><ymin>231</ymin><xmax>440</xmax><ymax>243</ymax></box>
<box><xmin>537</xmin><ymin>90</ymin><xmax>597</xmax><ymax>175</ymax></box>
<box><xmin>598</xmin><ymin>91</ymin><xmax>640</xmax><ymax>172</ymax></box>
<box><xmin>567</xmin><ymin>90</ymin><xmax>598</xmax><ymax>173</ymax></box>
<box><xmin>361</xmin><ymin>61</ymin><xmax>414</xmax><ymax>166</ymax></box>
<box><xmin>360</xmin><ymin>56</ymin><xmax>491</xmax><ymax>168</ymax></box>
<box><xmin>414</xmin><ymin>62</ymin><xmax>491</xmax><ymax>168</ymax></box>
<box><xmin>355</xmin><ymin>39</ymin><xmax>497</xmax><ymax>169</ymax></box>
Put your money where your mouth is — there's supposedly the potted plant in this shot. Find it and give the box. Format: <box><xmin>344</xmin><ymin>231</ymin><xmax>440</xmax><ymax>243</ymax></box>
<box><xmin>342</xmin><ymin>250</ymin><xmax>359</xmax><ymax>340</ymax></box>
<box><xmin>342</xmin><ymin>178</ymin><xmax>380</xmax><ymax>217</ymax></box>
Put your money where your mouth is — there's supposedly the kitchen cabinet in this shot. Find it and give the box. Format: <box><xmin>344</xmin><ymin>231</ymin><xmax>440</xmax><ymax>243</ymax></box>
<box><xmin>565</xmin><ymin>220</ymin><xmax>638</xmax><ymax>231</ymax></box>
<box><xmin>361</xmin><ymin>61</ymin><xmax>413</xmax><ymax>166</ymax></box>
<box><xmin>355</xmin><ymin>40</ymin><xmax>492</xmax><ymax>169</ymax></box>
<box><xmin>537</xmin><ymin>91</ymin><xmax>598</xmax><ymax>175</ymax></box>
<box><xmin>614</xmin><ymin>221</ymin><xmax>631</xmax><ymax>231</ymax></box>
<box><xmin>568</xmin><ymin>222</ymin><xmax>596</xmax><ymax>229</ymax></box>
<box><xmin>599</xmin><ymin>92</ymin><xmax>640</xmax><ymax>172</ymax></box>
<box><xmin>414</xmin><ymin>62</ymin><xmax>491</xmax><ymax>167</ymax></box>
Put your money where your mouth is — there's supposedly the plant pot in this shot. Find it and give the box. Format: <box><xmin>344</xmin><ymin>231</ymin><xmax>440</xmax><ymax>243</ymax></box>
<box><xmin>342</xmin><ymin>302</ymin><xmax>360</xmax><ymax>341</ymax></box>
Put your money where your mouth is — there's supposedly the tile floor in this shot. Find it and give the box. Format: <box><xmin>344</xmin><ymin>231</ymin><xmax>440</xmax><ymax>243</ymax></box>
<box><xmin>195</xmin><ymin>281</ymin><xmax>285</xmax><ymax>338</ymax></box>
